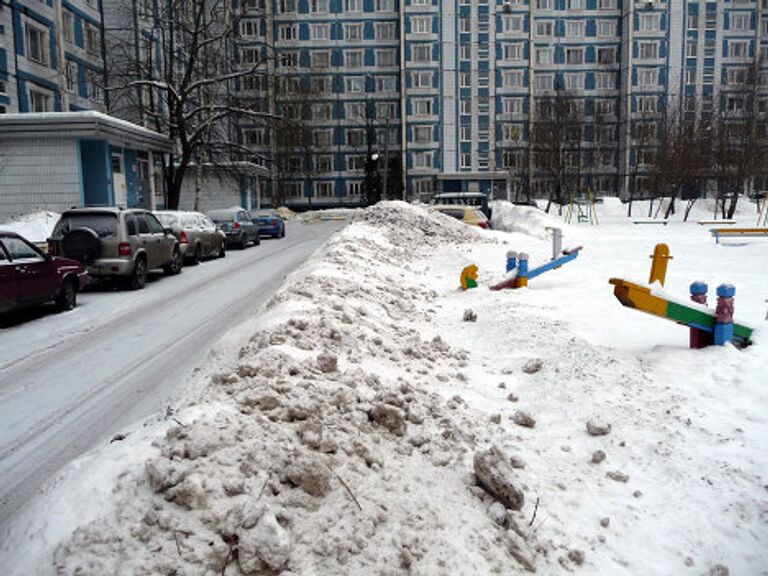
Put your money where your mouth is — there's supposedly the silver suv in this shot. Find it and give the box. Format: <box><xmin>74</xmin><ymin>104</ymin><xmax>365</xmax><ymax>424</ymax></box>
<box><xmin>48</xmin><ymin>208</ymin><xmax>182</xmax><ymax>290</ymax></box>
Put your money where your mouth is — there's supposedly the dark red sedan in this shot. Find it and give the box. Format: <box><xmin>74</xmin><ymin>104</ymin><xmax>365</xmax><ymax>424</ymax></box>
<box><xmin>0</xmin><ymin>231</ymin><xmax>89</xmax><ymax>314</ymax></box>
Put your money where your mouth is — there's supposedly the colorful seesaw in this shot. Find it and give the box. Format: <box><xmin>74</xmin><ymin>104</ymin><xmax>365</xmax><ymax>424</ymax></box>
<box><xmin>491</xmin><ymin>227</ymin><xmax>583</xmax><ymax>290</ymax></box>
<box><xmin>609</xmin><ymin>244</ymin><xmax>754</xmax><ymax>348</ymax></box>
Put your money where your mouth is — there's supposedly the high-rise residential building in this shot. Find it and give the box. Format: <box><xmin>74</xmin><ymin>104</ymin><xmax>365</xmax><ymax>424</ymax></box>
<box><xmin>0</xmin><ymin>0</ymin><xmax>107</xmax><ymax>114</ymax></box>
<box><xmin>232</xmin><ymin>0</ymin><xmax>767</xmax><ymax>207</ymax></box>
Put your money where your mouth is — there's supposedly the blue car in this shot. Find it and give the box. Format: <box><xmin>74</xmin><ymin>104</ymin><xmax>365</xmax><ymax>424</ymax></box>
<box><xmin>252</xmin><ymin>209</ymin><xmax>286</xmax><ymax>238</ymax></box>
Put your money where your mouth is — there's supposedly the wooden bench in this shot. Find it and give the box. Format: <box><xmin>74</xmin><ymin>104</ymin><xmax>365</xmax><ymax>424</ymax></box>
<box><xmin>633</xmin><ymin>219</ymin><xmax>668</xmax><ymax>225</ymax></box>
<box><xmin>710</xmin><ymin>227</ymin><xmax>768</xmax><ymax>244</ymax></box>
<box><xmin>698</xmin><ymin>219</ymin><xmax>737</xmax><ymax>226</ymax></box>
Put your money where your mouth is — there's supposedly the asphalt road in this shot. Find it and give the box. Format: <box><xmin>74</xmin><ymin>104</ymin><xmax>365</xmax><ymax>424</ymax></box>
<box><xmin>0</xmin><ymin>220</ymin><xmax>340</xmax><ymax>528</ymax></box>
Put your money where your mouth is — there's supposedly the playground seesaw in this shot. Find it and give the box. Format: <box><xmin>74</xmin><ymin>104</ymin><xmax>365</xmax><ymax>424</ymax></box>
<box><xmin>609</xmin><ymin>243</ymin><xmax>754</xmax><ymax>349</ymax></box>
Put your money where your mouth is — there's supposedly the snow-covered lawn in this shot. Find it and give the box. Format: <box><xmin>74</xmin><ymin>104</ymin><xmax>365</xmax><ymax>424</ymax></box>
<box><xmin>2</xmin><ymin>200</ymin><xmax>766</xmax><ymax>576</ymax></box>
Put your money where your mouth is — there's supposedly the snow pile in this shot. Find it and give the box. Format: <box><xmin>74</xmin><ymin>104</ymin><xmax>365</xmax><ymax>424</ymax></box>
<box><xmin>299</xmin><ymin>208</ymin><xmax>361</xmax><ymax>223</ymax></box>
<box><xmin>51</xmin><ymin>202</ymin><xmax>538</xmax><ymax>575</ymax></box>
<box><xmin>490</xmin><ymin>201</ymin><xmax>571</xmax><ymax>240</ymax></box>
<box><xmin>0</xmin><ymin>210</ymin><xmax>60</xmax><ymax>243</ymax></box>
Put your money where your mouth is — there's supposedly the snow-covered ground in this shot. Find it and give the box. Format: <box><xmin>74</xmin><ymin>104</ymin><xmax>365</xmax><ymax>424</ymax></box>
<box><xmin>2</xmin><ymin>200</ymin><xmax>766</xmax><ymax>575</ymax></box>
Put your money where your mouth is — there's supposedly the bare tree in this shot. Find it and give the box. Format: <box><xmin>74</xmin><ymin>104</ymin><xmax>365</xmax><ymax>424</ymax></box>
<box><xmin>708</xmin><ymin>59</ymin><xmax>767</xmax><ymax>219</ymax></box>
<box><xmin>107</xmin><ymin>0</ymin><xmax>272</xmax><ymax>209</ymax></box>
<box><xmin>529</xmin><ymin>88</ymin><xmax>587</xmax><ymax>213</ymax></box>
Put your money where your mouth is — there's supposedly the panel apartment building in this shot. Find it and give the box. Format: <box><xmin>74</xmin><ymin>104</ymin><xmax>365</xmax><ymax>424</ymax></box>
<box><xmin>0</xmin><ymin>0</ymin><xmax>106</xmax><ymax>113</ymax></box>
<box><xmin>236</xmin><ymin>0</ymin><xmax>768</xmax><ymax>207</ymax></box>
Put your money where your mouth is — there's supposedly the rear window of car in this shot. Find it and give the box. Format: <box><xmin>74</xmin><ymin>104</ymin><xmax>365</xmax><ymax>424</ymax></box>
<box><xmin>208</xmin><ymin>212</ymin><xmax>234</xmax><ymax>223</ymax></box>
<box><xmin>54</xmin><ymin>213</ymin><xmax>118</xmax><ymax>238</ymax></box>
<box><xmin>155</xmin><ymin>213</ymin><xmax>180</xmax><ymax>228</ymax></box>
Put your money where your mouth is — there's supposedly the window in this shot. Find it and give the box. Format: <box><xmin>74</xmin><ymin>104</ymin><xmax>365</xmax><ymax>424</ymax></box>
<box><xmin>639</xmin><ymin>42</ymin><xmax>659</xmax><ymax>60</ymax></box>
<box><xmin>29</xmin><ymin>89</ymin><xmax>52</xmax><ymax>112</ymax></box>
<box><xmin>460</xmin><ymin>99</ymin><xmax>471</xmax><ymax>115</ymax></box>
<box><xmin>597</xmin><ymin>20</ymin><xmax>614</xmax><ymax>37</ymax></box>
<box><xmin>240</xmin><ymin>19</ymin><xmax>261</xmax><ymax>38</ymax></box>
<box><xmin>460</xmin><ymin>72</ymin><xmax>471</xmax><ymax>88</ymax></box>
<box><xmin>376</xmin><ymin>23</ymin><xmax>396</xmax><ymax>40</ymax></box>
<box><xmin>503</xmin><ymin>124</ymin><xmax>521</xmax><ymax>141</ymax></box>
<box><xmin>504</xmin><ymin>43</ymin><xmax>524</xmax><ymax>61</ymax></box>
<box><xmin>536</xmin><ymin>0</ymin><xmax>553</xmax><ymax>9</ymax></box>
<box><xmin>242</xmin><ymin>47</ymin><xmax>260</xmax><ymax>65</ymax></box>
<box><xmin>345</xmin><ymin>50</ymin><xmax>363</xmax><ymax>68</ymax></box>
<box><xmin>640</xmin><ymin>14</ymin><xmax>660</xmax><ymax>32</ymax></box>
<box><xmin>596</xmin><ymin>99</ymin><xmax>615</xmax><ymax>115</ymax></box>
<box><xmin>347</xmin><ymin>129</ymin><xmax>365</xmax><ymax>146</ymax></box>
<box><xmin>686</xmin><ymin>41</ymin><xmax>697</xmax><ymax>58</ymax></box>
<box><xmin>412</xmin><ymin>45</ymin><xmax>432</xmax><ymax>63</ymax></box>
<box><xmin>566</xmin><ymin>48</ymin><xmax>584</xmax><ymax>65</ymax></box>
<box><xmin>597</xmin><ymin>47</ymin><xmax>615</xmax><ymax>65</ymax></box>
<box><xmin>345</xmin><ymin>76</ymin><xmax>364</xmax><ymax>93</ymax></box>
<box><xmin>83</xmin><ymin>20</ymin><xmax>101</xmax><ymax>57</ymax></box>
<box><xmin>347</xmin><ymin>181</ymin><xmax>362</xmax><ymax>198</ymax></box>
<box><xmin>729</xmin><ymin>41</ymin><xmax>749</xmax><ymax>59</ymax></box>
<box><xmin>685</xmin><ymin>68</ymin><xmax>695</xmax><ymax>85</ymax></box>
<box><xmin>314</xmin><ymin>182</ymin><xmax>334</xmax><ymax>198</ymax></box>
<box><xmin>311</xmin><ymin>24</ymin><xmax>330</xmax><ymax>41</ymax></box>
<box><xmin>460</xmin><ymin>45</ymin><xmax>471</xmax><ymax>61</ymax></box>
<box><xmin>344</xmin><ymin>102</ymin><xmax>365</xmax><ymax>120</ymax></box>
<box><xmin>687</xmin><ymin>14</ymin><xmax>699</xmax><ymax>30</ymax></box>
<box><xmin>62</xmin><ymin>10</ymin><xmax>74</xmax><ymax>43</ymax></box>
<box><xmin>314</xmin><ymin>103</ymin><xmax>333</xmax><ymax>120</ymax></box>
<box><xmin>460</xmin><ymin>153</ymin><xmax>471</xmax><ymax>169</ymax></box>
<box><xmin>376</xmin><ymin>0</ymin><xmax>394</xmax><ymax>10</ymax></box>
<box><xmin>536</xmin><ymin>47</ymin><xmax>553</xmax><ymax>65</ymax></box>
<box><xmin>344</xmin><ymin>23</ymin><xmax>363</xmax><ymax>41</ymax></box>
<box><xmin>25</xmin><ymin>23</ymin><xmax>48</xmax><ymax>65</ymax></box>
<box><xmin>311</xmin><ymin>76</ymin><xmax>331</xmax><ymax>93</ymax></box>
<box><xmin>598</xmin><ymin>0</ymin><xmax>614</xmax><ymax>8</ymax></box>
<box><xmin>279</xmin><ymin>24</ymin><xmax>297</xmax><ymax>41</ymax></box>
<box><xmin>728</xmin><ymin>68</ymin><xmax>748</xmax><ymax>85</ymax></box>
<box><xmin>638</xmin><ymin>69</ymin><xmax>658</xmax><ymax>87</ymax></box>
<box><xmin>345</xmin><ymin>0</ymin><xmax>361</xmax><ymax>11</ymax></box>
<box><xmin>460</xmin><ymin>17</ymin><xmax>471</xmax><ymax>33</ymax></box>
<box><xmin>565</xmin><ymin>73</ymin><xmax>584</xmax><ymax>90</ymax></box>
<box><xmin>503</xmin><ymin>97</ymin><xmax>523</xmax><ymax>115</ymax></box>
<box><xmin>314</xmin><ymin>130</ymin><xmax>332</xmax><ymax>147</ymax></box>
<box><xmin>568</xmin><ymin>0</ymin><xmax>583</xmax><ymax>8</ymax></box>
<box><xmin>460</xmin><ymin>125</ymin><xmax>471</xmax><ymax>141</ymax></box>
<box><xmin>376</xmin><ymin>102</ymin><xmax>397</xmax><ymax>119</ymax></box>
<box><xmin>243</xmin><ymin>128</ymin><xmax>265</xmax><ymax>146</ymax></box>
<box><xmin>731</xmin><ymin>13</ymin><xmax>750</xmax><ymax>31</ymax></box>
<box><xmin>638</xmin><ymin>96</ymin><xmax>656</xmax><ymax>113</ymax></box>
<box><xmin>2</xmin><ymin>236</ymin><xmax>42</xmax><ymax>261</ymax></box>
<box><xmin>414</xmin><ymin>125</ymin><xmax>432</xmax><ymax>143</ymax></box>
<box><xmin>412</xmin><ymin>16</ymin><xmax>431</xmax><ymax>34</ymax></box>
<box><xmin>566</xmin><ymin>21</ymin><xmax>585</xmax><ymax>38</ymax></box>
<box><xmin>377</xmin><ymin>50</ymin><xmax>397</xmax><ymax>67</ymax></box>
<box><xmin>65</xmin><ymin>61</ymin><xmax>77</xmax><ymax>93</ymax></box>
<box><xmin>413</xmin><ymin>151</ymin><xmax>433</xmax><ymax>169</ymax></box>
<box><xmin>87</xmin><ymin>69</ymin><xmax>102</xmax><ymax>101</ymax></box>
<box><xmin>535</xmin><ymin>74</ymin><xmax>554</xmax><ymax>91</ymax></box>
<box><xmin>309</xmin><ymin>0</ymin><xmax>328</xmax><ymax>13</ymax></box>
<box><xmin>411</xmin><ymin>71</ymin><xmax>432</xmax><ymax>89</ymax></box>
<box><xmin>503</xmin><ymin>151</ymin><xmax>523</xmax><ymax>169</ymax></box>
<box><xmin>596</xmin><ymin>72</ymin><xmax>616</xmax><ymax>89</ymax></box>
<box><xmin>503</xmin><ymin>70</ymin><xmax>524</xmax><ymax>87</ymax></box>
<box><xmin>504</xmin><ymin>16</ymin><xmax>524</xmax><ymax>33</ymax></box>
<box><xmin>376</xmin><ymin>76</ymin><xmax>397</xmax><ymax>92</ymax></box>
<box><xmin>277</xmin><ymin>0</ymin><xmax>296</xmax><ymax>13</ymax></box>
<box><xmin>279</xmin><ymin>52</ymin><xmax>298</xmax><ymax>68</ymax></box>
<box><xmin>536</xmin><ymin>21</ymin><xmax>553</xmax><ymax>37</ymax></box>
<box><xmin>413</xmin><ymin>98</ymin><xmax>433</xmax><ymax>116</ymax></box>
<box><xmin>311</xmin><ymin>52</ymin><xmax>330</xmax><ymax>69</ymax></box>
<box><xmin>316</xmin><ymin>156</ymin><xmax>334</xmax><ymax>172</ymax></box>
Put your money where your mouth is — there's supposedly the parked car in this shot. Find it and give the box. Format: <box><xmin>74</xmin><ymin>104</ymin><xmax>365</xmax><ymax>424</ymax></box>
<box><xmin>430</xmin><ymin>205</ymin><xmax>490</xmax><ymax>229</ymax></box>
<box><xmin>48</xmin><ymin>207</ymin><xmax>182</xmax><ymax>290</ymax></box>
<box><xmin>429</xmin><ymin>192</ymin><xmax>492</xmax><ymax>219</ymax></box>
<box><xmin>252</xmin><ymin>209</ymin><xmax>286</xmax><ymax>238</ymax></box>
<box><xmin>207</xmin><ymin>207</ymin><xmax>260</xmax><ymax>249</ymax></box>
<box><xmin>155</xmin><ymin>211</ymin><xmax>227</xmax><ymax>264</ymax></box>
<box><xmin>0</xmin><ymin>231</ymin><xmax>89</xmax><ymax>314</ymax></box>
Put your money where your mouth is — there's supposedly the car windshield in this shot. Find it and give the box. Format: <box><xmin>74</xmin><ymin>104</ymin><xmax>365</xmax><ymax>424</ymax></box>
<box><xmin>55</xmin><ymin>213</ymin><xmax>118</xmax><ymax>238</ymax></box>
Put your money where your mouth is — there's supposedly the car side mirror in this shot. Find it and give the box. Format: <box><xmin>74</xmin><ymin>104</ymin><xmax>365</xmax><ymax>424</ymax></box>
<box><xmin>43</xmin><ymin>252</ymin><xmax>53</xmax><ymax>262</ymax></box>
<box><xmin>163</xmin><ymin>227</ymin><xmax>174</xmax><ymax>236</ymax></box>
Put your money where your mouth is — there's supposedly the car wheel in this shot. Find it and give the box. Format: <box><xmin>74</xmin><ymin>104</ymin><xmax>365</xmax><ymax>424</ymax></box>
<box><xmin>280</xmin><ymin>227</ymin><xmax>285</xmax><ymax>238</ymax></box>
<box><xmin>55</xmin><ymin>278</ymin><xmax>77</xmax><ymax>311</ymax></box>
<box><xmin>254</xmin><ymin>234</ymin><xmax>261</xmax><ymax>246</ymax></box>
<box><xmin>128</xmin><ymin>257</ymin><xmax>147</xmax><ymax>290</ymax></box>
<box><xmin>239</xmin><ymin>235</ymin><xmax>248</xmax><ymax>250</ymax></box>
<box><xmin>217</xmin><ymin>240</ymin><xmax>226</xmax><ymax>258</ymax></box>
<box><xmin>164</xmin><ymin>247</ymin><xmax>183</xmax><ymax>275</ymax></box>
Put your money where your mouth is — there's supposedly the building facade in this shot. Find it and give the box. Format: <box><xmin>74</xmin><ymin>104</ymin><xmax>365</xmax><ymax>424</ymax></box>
<box><xmin>232</xmin><ymin>0</ymin><xmax>767</xmax><ymax>207</ymax></box>
<box><xmin>0</xmin><ymin>0</ymin><xmax>107</xmax><ymax>114</ymax></box>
